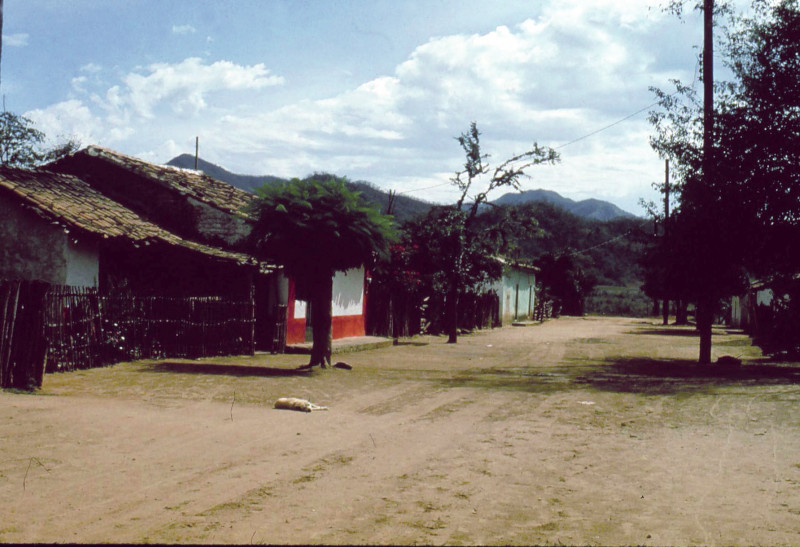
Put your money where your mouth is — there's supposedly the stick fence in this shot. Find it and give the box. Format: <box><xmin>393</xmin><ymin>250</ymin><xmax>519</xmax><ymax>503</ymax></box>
<box><xmin>1</xmin><ymin>280</ymin><xmax>257</xmax><ymax>388</ymax></box>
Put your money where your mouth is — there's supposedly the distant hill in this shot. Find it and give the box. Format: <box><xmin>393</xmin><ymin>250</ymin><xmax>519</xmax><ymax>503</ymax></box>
<box><xmin>493</xmin><ymin>189</ymin><xmax>635</xmax><ymax>221</ymax></box>
<box><xmin>167</xmin><ymin>154</ymin><xmax>286</xmax><ymax>193</ymax></box>
<box><xmin>166</xmin><ymin>155</ymin><xmax>634</xmax><ymax>223</ymax></box>
<box><xmin>347</xmin><ymin>180</ymin><xmax>434</xmax><ymax>223</ymax></box>
<box><xmin>166</xmin><ymin>155</ymin><xmax>433</xmax><ymax>223</ymax></box>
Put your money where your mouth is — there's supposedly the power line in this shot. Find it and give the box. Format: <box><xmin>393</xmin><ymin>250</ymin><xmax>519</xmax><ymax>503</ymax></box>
<box><xmin>554</xmin><ymin>102</ymin><xmax>660</xmax><ymax>151</ymax></box>
<box><xmin>396</xmin><ymin>180</ymin><xmax>451</xmax><ymax>195</ymax></box>
<box><xmin>398</xmin><ymin>68</ymin><xmax>699</xmax><ymax>196</ymax></box>
<box><xmin>566</xmin><ymin>229</ymin><xmax>634</xmax><ymax>257</ymax></box>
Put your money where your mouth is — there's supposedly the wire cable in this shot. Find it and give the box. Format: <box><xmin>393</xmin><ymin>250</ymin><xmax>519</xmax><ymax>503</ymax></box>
<box><xmin>397</xmin><ymin>62</ymin><xmax>699</xmax><ymax>195</ymax></box>
<box><xmin>566</xmin><ymin>229</ymin><xmax>634</xmax><ymax>257</ymax></box>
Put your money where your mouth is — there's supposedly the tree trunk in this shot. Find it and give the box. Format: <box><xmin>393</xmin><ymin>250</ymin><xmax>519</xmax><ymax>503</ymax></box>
<box><xmin>308</xmin><ymin>272</ymin><xmax>333</xmax><ymax>368</ymax></box>
<box><xmin>446</xmin><ymin>286</ymin><xmax>459</xmax><ymax>344</ymax></box>
<box><xmin>696</xmin><ymin>297</ymin><xmax>713</xmax><ymax>364</ymax></box>
<box><xmin>662</xmin><ymin>299</ymin><xmax>669</xmax><ymax>325</ymax></box>
<box><xmin>652</xmin><ymin>299</ymin><xmax>660</xmax><ymax>317</ymax></box>
<box><xmin>676</xmin><ymin>299</ymin><xmax>689</xmax><ymax>325</ymax></box>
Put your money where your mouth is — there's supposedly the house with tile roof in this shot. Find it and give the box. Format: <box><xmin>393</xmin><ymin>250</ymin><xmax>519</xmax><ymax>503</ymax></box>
<box><xmin>47</xmin><ymin>145</ymin><xmax>256</xmax><ymax>250</ymax></box>
<box><xmin>39</xmin><ymin>146</ymin><xmax>369</xmax><ymax>347</ymax></box>
<box><xmin>0</xmin><ymin>166</ymin><xmax>261</xmax><ymax>297</ymax></box>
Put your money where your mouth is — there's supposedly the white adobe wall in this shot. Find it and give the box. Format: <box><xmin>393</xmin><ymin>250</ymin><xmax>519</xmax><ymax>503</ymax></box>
<box><xmin>332</xmin><ymin>267</ymin><xmax>364</xmax><ymax>316</ymax></box>
<box><xmin>288</xmin><ymin>266</ymin><xmax>364</xmax><ymax>319</ymax></box>
<box><xmin>499</xmin><ymin>268</ymin><xmax>535</xmax><ymax>324</ymax></box>
<box><xmin>0</xmin><ymin>192</ymin><xmax>98</xmax><ymax>287</ymax></box>
<box><xmin>65</xmin><ymin>237</ymin><xmax>99</xmax><ymax>287</ymax></box>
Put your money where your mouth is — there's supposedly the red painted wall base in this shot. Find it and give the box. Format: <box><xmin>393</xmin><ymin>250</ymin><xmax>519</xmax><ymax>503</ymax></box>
<box><xmin>285</xmin><ymin>314</ymin><xmax>365</xmax><ymax>345</ymax></box>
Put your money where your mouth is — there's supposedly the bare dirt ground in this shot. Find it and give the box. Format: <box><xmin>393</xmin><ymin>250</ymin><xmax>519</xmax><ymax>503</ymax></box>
<box><xmin>2</xmin><ymin>316</ymin><xmax>800</xmax><ymax>546</ymax></box>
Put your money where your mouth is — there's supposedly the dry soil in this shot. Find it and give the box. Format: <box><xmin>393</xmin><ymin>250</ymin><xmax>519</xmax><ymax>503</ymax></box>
<box><xmin>2</xmin><ymin>316</ymin><xmax>800</xmax><ymax>545</ymax></box>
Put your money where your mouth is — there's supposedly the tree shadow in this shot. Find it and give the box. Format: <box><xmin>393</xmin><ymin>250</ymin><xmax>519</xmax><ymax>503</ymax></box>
<box><xmin>143</xmin><ymin>361</ymin><xmax>312</xmax><ymax>377</ymax></box>
<box><xmin>630</xmin><ymin>327</ymin><xmax>744</xmax><ymax>338</ymax></box>
<box><xmin>574</xmin><ymin>357</ymin><xmax>800</xmax><ymax>395</ymax></box>
<box><xmin>630</xmin><ymin>328</ymin><xmax>701</xmax><ymax>337</ymax></box>
<box><xmin>433</xmin><ymin>358</ymin><xmax>800</xmax><ymax>396</ymax></box>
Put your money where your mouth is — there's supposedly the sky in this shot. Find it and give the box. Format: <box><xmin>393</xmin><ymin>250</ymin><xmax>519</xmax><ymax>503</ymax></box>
<box><xmin>2</xmin><ymin>1</ymin><xmax>748</xmax><ymax>215</ymax></box>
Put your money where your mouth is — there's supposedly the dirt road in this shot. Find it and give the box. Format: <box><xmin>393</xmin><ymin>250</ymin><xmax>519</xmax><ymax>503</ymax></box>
<box><xmin>2</xmin><ymin>316</ymin><xmax>800</xmax><ymax>545</ymax></box>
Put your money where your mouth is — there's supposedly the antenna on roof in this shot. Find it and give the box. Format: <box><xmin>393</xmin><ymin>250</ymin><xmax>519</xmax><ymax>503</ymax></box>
<box><xmin>194</xmin><ymin>136</ymin><xmax>199</xmax><ymax>170</ymax></box>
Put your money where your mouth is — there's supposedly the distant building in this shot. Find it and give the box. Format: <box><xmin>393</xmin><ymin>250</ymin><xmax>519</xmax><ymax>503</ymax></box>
<box><xmin>492</xmin><ymin>258</ymin><xmax>538</xmax><ymax>325</ymax></box>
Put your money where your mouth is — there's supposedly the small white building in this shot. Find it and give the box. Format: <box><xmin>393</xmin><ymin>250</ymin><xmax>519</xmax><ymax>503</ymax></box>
<box><xmin>492</xmin><ymin>259</ymin><xmax>538</xmax><ymax>325</ymax></box>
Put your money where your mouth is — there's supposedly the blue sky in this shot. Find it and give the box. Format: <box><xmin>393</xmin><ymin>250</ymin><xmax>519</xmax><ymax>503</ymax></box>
<box><xmin>2</xmin><ymin>1</ymin><xmax>742</xmax><ymax>214</ymax></box>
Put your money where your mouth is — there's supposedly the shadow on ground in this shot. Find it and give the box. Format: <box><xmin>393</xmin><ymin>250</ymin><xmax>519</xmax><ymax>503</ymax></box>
<box><xmin>434</xmin><ymin>358</ymin><xmax>800</xmax><ymax>396</ymax></box>
<box><xmin>629</xmin><ymin>327</ymin><xmax>745</xmax><ymax>338</ymax></box>
<box><xmin>630</xmin><ymin>328</ymin><xmax>701</xmax><ymax>337</ymax></box>
<box><xmin>144</xmin><ymin>361</ymin><xmax>312</xmax><ymax>377</ymax></box>
<box><xmin>575</xmin><ymin>358</ymin><xmax>800</xmax><ymax>395</ymax></box>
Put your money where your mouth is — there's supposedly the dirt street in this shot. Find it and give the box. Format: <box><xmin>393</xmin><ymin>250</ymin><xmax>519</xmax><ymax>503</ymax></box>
<box><xmin>2</xmin><ymin>316</ymin><xmax>800</xmax><ymax>545</ymax></box>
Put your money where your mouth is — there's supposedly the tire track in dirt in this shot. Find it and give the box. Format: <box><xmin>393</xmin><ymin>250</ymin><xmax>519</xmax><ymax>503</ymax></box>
<box><xmin>5</xmin><ymin>317</ymin><xmax>800</xmax><ymax>544</ymax></box>
<box><xmin>154</xmin><ymin>388</ymin><xmax>537</xmax><ymax>544</ymax></box>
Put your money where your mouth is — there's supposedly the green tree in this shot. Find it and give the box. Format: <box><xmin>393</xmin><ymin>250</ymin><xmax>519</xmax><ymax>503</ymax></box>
<box><xmin>716</xmin><ymin>0</ymin><xmax>800</xmax><ymax>278</ymax></box>
<box><xmin>535</xmin><ymin>253</ymin><xmax>596</xmax><ymax>317</ymax></box>
<box><xmin>441</xmin><ymin>122</ymin><xmax>559</xmax><ymax>343</ymax></box>
<box><xmin>649</xmin><ymin>0</ymin><xmax>800</xmax><ymax>361</ymax></box>
<box><xmin>249</xmin><ymin>175</ymin><xmax>396</xmax><ymax>368</ymax></box>
<box><xmin>0</xmin><ymin>111</ymin><xmax>79</xmax><ymax>168</ymax></box>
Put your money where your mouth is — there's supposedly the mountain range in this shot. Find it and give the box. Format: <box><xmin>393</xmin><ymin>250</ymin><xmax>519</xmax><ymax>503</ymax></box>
<box><xmin>166</xmin><ymin>154</ymin><xmax>635</xmax><ymax>222</ymax></box>
<box><xmin>492</xmin><ymin>189</ymin><xmax>634</xmax><ymax>221</ymax></box>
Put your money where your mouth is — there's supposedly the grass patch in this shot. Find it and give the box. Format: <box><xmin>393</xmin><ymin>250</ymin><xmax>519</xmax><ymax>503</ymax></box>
<box><xmin>585</xmin><ymin>285</ymin><xmax>653</xmax><ymax>317</ymax></box>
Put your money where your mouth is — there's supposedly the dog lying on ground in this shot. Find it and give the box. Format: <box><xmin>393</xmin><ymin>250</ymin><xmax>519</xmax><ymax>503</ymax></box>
<box><xmin>274</xmin><ymin>397</ymin><xmax>328</xmax><ymax>412</ymax></box>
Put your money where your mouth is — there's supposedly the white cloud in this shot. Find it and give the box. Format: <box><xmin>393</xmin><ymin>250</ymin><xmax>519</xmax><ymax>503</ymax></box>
<box><xmin>80</xmin><ymin>63</ymin><xmax>102</xmax><ymax>74</ymax></box>
<box><xmin>4</xmin><ymin>33</ymin><xmax>29</xmax><ymax>47</ymax></box>
<box><xmin>205</xmin><ymin>2</ymin><xmax>679</xmax><ymax>210</ymax></box>
<box><xmin>71</xmin><ymin>76</ymin><xmax>88</xmax><ymax>94</ymax></box>
<box><xmin>21</xmin><ymin>0</ymin><xmax>697</xmax><ymax>213</ymax></box>
<box><xmin>25</xmin><ymin>99</ymin><xmax>102</xmax><ymax>147</ymax></box>
<box><xmin>172</xmin><ymin>24</ymin><xmax>197</xmax><ymax>35</ymax></box>
<box><xmin>120</xmin><ymin>57</ymin><xmax>284</xmax><ymax>118</ymax></box>
<box><xmin>24</xmin><ymin>58</ymin><xmax>286</xmax><ymax>159</ymax></box>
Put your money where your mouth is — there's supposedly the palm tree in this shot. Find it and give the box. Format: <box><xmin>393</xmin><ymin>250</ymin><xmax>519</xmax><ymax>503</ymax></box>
<box><xmin>249</xmin><ymin>175</ymin><xmax>396</xmax><ymax>368</ymax></box>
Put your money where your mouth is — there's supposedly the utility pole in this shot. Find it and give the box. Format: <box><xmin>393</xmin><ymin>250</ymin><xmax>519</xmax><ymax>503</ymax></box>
<box><xmin>651</xmin><ymin>207</ymin><xmax>660</xmax><ymax>317</ymax></box>
<box><xmin>194</xmin><ymin>136</ymin><xmax>199</xmax><ymax>170</ymax></box>
<box><xmin>662</xmin><ymin>159</ymin><xmax>670</xmax><ymax>326</ymax></box>
<box><xmin>385</xmin><ymin>189</ymin><xmax>397</xmax><ymax>216</ymax></box>
<box><xmin>0</xmin><ymin>0</ymin><xmax>4</xmax><ymax>94</ymax></box>
<box><xmin>385</xmin><ymin>189</ymin><xmax>398</xmax><ymax>344</ymax></box>
<box><xmin>697</xmin><ymin>0</ymin><xmax>715</xmax><ymax>364</ymax></box>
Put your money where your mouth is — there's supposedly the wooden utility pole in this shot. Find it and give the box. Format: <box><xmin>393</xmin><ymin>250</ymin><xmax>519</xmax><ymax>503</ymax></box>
<box><xmin>662</xmin><ymin>159</ymin><xmax>670</xmax><ymax>325</ymax></box>
<box><xmin>194</xmin><ymin>136</ymin><xmax>199</xmax><ymax>170</ymax></box>
<box><xmin>0</xmin><ymin>0</ymin><xmax>4</xmax><ymax>94</ymax></box>
<box><xmin>698</xmin><ymin>0</ymin><xmax>715</xmax><ymax>364</ymax></box>
<box><xmin>385</xmin><ymin>189</ymin><xmax>398</xmax><ymax>344</ymax></box>
<box><xmin>385</xmin><ymin>189</ymin><xmax>397</xmax><ymax>216</ymax></box>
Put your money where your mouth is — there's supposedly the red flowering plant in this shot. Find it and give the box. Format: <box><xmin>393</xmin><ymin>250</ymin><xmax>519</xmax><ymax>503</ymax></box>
<box><xmin>371</xmin><ymin>242</ymin><xmax>422</xmax><ymax>292</ymax></box>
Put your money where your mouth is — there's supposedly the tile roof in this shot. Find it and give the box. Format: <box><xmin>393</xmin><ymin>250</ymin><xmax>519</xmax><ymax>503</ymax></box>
<box><xmin>0</xmin><ymin>166</ymin><xmax>265</xmax><ymax>268</ymax></box>
<box><xmin>62</xmin><ymin>145</ymin><xmax>256</xmax><ymax>217</ymax></box>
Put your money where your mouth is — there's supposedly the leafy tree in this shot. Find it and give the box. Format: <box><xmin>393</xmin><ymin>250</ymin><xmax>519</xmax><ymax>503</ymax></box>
<box><xmin>535</xmin><ymin>253</ymin><xmax>597</xmax><ymax>317</ymax></box>
<box><xmin>649</xmin><ymin>0</ymin><xmax>800</xmax><ymax>361</ymax></box>
<box><xmin>0</xmin><ymin>111</ymin><xmax>79</xmax><ymax>168</ymax></box>
<box><xmin>249</xmin><ymin>175</ymin><xmax>396</xmax><ymax>368</ymax></box>
<box><xmin>440</xmin><ymin>122</ymin><xmax>559</xmax><ymax>342</ymax></box>
<box><xmin>716</xmin><ymin>0</ymin><xmax>800</xmax><ymax>277</ymax></box>
<box><xmin>404</xmin><ymin>206</ymin><xmax>505</xmax><ymax>332</ymax></box>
